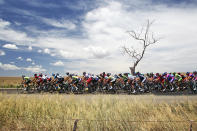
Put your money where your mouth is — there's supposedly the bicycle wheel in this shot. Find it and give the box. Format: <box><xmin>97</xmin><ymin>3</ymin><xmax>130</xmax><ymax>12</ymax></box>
<box><xmin>17</xmin><ymin>84</ymin><xmax>25</xmax><ymax>94</ymax></box>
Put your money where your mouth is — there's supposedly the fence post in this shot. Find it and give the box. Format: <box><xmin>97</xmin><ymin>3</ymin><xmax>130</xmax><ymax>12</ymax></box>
<box><xmin>73</xmin><ymin>119</ymin><xmax>79</xmax><ymax>131</ymax></box>
<box><xmin>189</xmin><ymin>120</ymin><xmax>193</xmax><ymax>131</ymax></box>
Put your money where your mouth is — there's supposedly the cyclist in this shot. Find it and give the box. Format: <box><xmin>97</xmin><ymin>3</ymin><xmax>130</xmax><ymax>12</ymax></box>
<box><xmin>175</xmin><ymin>73</ymin><xmax>183</xmax><ymax>90</ymax></box>
<box><xmin>22</xmin><ymin>75</ymin><xmax>31</xmax><ymax>91</ymax></box>
<box><xmin>136</xmin><ymin>72</ymin><xmax>146</xmax><ymax>91</ymax></box>
<box><xmin>127</xmin><ymin>73</ymin><xmax>136</xmax><ymax>93</ymax></box>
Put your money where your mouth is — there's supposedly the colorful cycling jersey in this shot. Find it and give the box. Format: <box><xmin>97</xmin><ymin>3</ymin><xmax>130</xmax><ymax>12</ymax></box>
<box><xmin>194</xmin><ymin>75</ymin><xmax>197</xmax><ymax>80</ymax></box>
<box><xmin>175</xmin><ymin>74</ymin><xmax>182</xmax><ymax>81</ymax></box>
<box><xmin>156</xmin><ymin>75</ymin><xmax>164</xmax><ymax>83</ymax></box>
<box><xmin>122</xmin><ymin>75</ymin><xmax>128</xmax><ymax>81</ymax></box>
<box><xmin>128</xmin><ymin>74</ymin><xmax>135</xmax><ymax>80</ymax></box>
<box><xmin>42</xmin><ymin>75</ymin><xmax>47</xmax><ymax>80</ymax></box>
<box><xmin>108</xmin><ymin>76</ymin><xmax>113</xmax><ymax>80</ymax></box>
<box><xmin>24</xmin><ymin>76</ymin><xmax>30</xmax><ymax>80</ymax></box>
<box><xmin>137</xmin><ymin>74</ymin><xmax>145</xmax><ymax>82</ymax></box>
<box><xmin>87</xmin><ymin>77</ymin><xmax>92</xmax><ymax>84</ymax></box>
<box><xmin>72</xmin><ymin>76</ymin><xmax>78</xmax><ymax>80</ymax></box>
<box><xmin>167</xmin><ymin>74</ymin><xmax>174</xmax><ymax>82</ymax></box>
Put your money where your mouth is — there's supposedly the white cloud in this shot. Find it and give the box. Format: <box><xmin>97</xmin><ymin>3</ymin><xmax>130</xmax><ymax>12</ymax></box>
<box><xmin>14</xmin><ymin>21</ymin><xmax>22</xmax><ymax>26</ymax></box>
<box><xmin>28</xmin><ymin>46</ymin><xmax>32</xmax><ymax>51</ymax></box>
<box><xmin>51</xmin><ymin>53</ymin><xmax>56</xmax><ymax>56</ymax></box>
<box><xmin>24</xmin><ymin>65</ymin><xmax>46</xmax><ymax>73</ymax></box>
<box><xmin>38</xmin><ymin>49</ymin><xmax>42</xmax><ymax>53</ymax></box>
<box><xmin>26</xmin><ymin>58</ymin><xmax>32</xmax><ymax>62</ymax></box>
<box><xmin>0</xmin><ymin>62</ymin><xmax>21</xmax><ymax>70</ymax></box>
<box><xmin>3</xmin><ymin>44</ymin><xmax>19</xmax><ymax>50</ymax></box>
<box><xmin>1</xmin><ymin>1</ymin><xmax>197</xmax><ymax>74</ymax></box>
<box><xmin>0</xmin><ymin>61</ymin><xmax>46</xmax><ymax>73</ymax></box>
<box><xmin>10</xmin><ymin>62</ymin><xmax>15</xmax><ymax>64</ymax></box>
<box><xmin>32</xmin><ymin>62</ymin><xmax>35</xmax><ymax>65</ymax></box>
<box><xmin>59</xmin><ymin>50</ymin><xmax>74</xmax><ymax>58</ymax></box>
<box><xmin>84</xmin><ymin>46</ymin><xmax>110</xmax><ymax>59</ymax></box>
<box><xmin>43</xmin><ymin>48</ymin><xmax>50</xmax><ymax>54</ymax></box>
<box><xmin>16</xmin><ymin>56</ymin><xmax>23</xmax><ymax>61</ymax></box>
<box><xmin>0</xmin><ymin>50</ymin><xmax>5</xmax><ymax>56</ymax></box>
<box><xmin>51</xmin><ymin>60</ymin><xmax>64</xmax><ymax>66</ymax></box>
<box><xmin>42</xmin><ymin>18</ymin><xmax>76</xmax><ymax>30</ymax></box>
<box><xmin>0</xmin><ymin>19</ymin><xmax>34</xmax><ymax>45</ymax></box>
<box><xmin>0</xmin><ymin>19</ymin><xmax>9</xmax><ymax>27</ymax></box>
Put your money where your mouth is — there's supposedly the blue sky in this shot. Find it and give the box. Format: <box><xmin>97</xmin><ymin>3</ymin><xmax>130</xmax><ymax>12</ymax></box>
<box><xmin>0</xmin><ymin>0</ymin><xmax>197</xmax><ymax>76</ymax></box>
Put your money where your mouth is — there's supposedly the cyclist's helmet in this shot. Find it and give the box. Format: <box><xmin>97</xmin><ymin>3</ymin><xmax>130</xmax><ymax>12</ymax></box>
<box><xmin>186</xmin><ymin>72</ymin><xmax>190</xmax><ymax>75</ymax></box>
<box><xmin>22</xmin><ymin>75</ymin><xmax>25</xmax><ymax>79</ymax></box>
<box><xmin>193</xmin><ymin>71</ymin><xmax>197</xmax><ymax>75</ymax></box>
<box><xmin>100</xmin><ymin>73</ymin><xmax>103</xmax><ymax>77</ymax></box>
<box><xmin>123</xmin><ymin>73</ymin><xmax>128</xmax><ymax>76</ymax></box>
<box><xmin>83</xmin><ymin>72</ymin><xmax>86</xmax><ymax>76</ymax></box>
<box><xmin>107</xmin><ymin>73</ymin><xmax>111</xmax><ymax>77</ymax></box>
<box><xmin>34</xmin><ymin>74</ymin><xmax>37</xmax><ymax>77</ymax></box>
<box><xmin>118</xmin><ymin>73</ymin><xmax>122</xmax><ymax>77</ymax></box>
<box><xmin>39</xmin><ymin>73</ymin><xmax>42</xmax><ymax>77</ymax></box>
<box><xmin>146</xmin><ymin>73</ymin><xmax>150</xmax><ymax>77</ymax></box>
<box><xmin>66</xmin><ymin>72</ymin><xmax>69</xmax><ymax>76</ymax></box>
<box><xmin>52</xmin><ymin>73</ymin><xmax>55</xmax><ymax>76</ymax></box>
<box><xmin>114</xmin><ymin>74</ymin><xmax>118</xmax><ymax>78</ymax></box>
<box><xmin>162</xmin><ymin>72</ymin><xmax>167</xmax><ymax>76</ymax></box>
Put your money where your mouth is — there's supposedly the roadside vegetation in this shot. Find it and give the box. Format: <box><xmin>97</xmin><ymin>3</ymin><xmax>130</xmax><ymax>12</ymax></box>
<box><xmin>0</xmin><ymin>94</ymin><xmax>197</xmax><ymax>130</ymax></box>
<box><xmin>0</xmin><ymin>77</ymin><xmax>21</xmax><ymax>88</ymax></box>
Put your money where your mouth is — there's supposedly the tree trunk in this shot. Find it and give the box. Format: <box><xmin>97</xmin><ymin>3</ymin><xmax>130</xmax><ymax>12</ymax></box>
<box><xmin>129</xmin><ymin>67</ymin><xmax>135</xmax><ymax>75</ymax></box>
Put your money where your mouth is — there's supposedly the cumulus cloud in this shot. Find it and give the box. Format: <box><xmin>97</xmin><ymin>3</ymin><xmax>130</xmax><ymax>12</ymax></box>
<box><xmin>0</xmin><ymin>19</ymin><xmax>9</xmax><ymax>27</ymax></box>
<box><xmin>3</xmin><ymin>44</ymin><xmax>19</xmax><ymax>50</ymax></box>
<box><xmin>1</xmin><ymin>1</ymin><xmax>197</xmax><ymax>74</ymax></box>
<box><xmin>0</xmin><ymin>50</ymin><xmax>5</xmax><ymax>56</ymax></box>
<box><xmin>51</xmin><ymin>60</ymin><xmax>64</xmax><ymax>66</ymax></box>
<box><xmin>84</xmin><ymin>46</ymin><xmax>110</xmax><ymax>59</ymax></box>
<box><xmin>24</xmin><ymin>65</ymin><xmax>46</xmax><ymax>73</ymax></box>
<box><xmin>0</xmin><ymin>62</ymin><xmax>21</xmax><ymax>70</ymax></box>
<box><xmin>59</xmin><ymin>50</ymin><xmax>75</xmax><ymax>58</ymax></box>
<box><xmin>38</xmin><ymin>49</ymin><xmax>42</xmax><ymax>53</ymax></box>
<box><xmin>43</xmin><ymin>48</ymin><xmax>51</xmax><ymax>54</ymax></box>
<box><xmin>32</xmin><ymin>62</ymin><xmax>35</xmax><ymax>65</ymax></box>
<box><xmin>16</xmin><ymin>56</ymin><xmax>23</xmax><ymax>61</ymax></box>
<box><xmin>0</xmin><ymin>19</ymin><xmax>34</xmax><ymax>45</ymax></box>
<box><xmin>26</xmin><ymin>58</ymin><xmax>32</xmax><ymax>62</ymax></box>
<box><xmin>28</xmin><ymin>46</ymin><xmax>32</xmax><ymax>51</ymax></box>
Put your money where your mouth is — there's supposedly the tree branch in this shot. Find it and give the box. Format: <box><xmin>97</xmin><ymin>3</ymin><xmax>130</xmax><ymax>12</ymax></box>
<box><xmin>122</xmin><ymin>19</ymin><xmax>159</xmax><ymax>74</ymax></box>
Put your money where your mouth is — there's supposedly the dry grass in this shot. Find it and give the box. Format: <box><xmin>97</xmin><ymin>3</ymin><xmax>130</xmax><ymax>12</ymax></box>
<box><xmin>0</xmin><ymin>77</ymin><xmax>21</xmax><ymax>88</ymax></box>
<box><xmin>0</xmin><ymin>94</ymin><xmax>197</xmax><ymax>131</ymax></box>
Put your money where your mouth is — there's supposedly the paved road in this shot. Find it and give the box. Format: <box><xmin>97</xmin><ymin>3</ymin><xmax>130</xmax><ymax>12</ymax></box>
<box><xmin>1</xmin><ymin>88</ymin><xmax>197</xmax><ymax>103</ymax></box>
<box><xmin>0</xmin><ymin>88</ymin><xmax>197</xmax><ymax>95</ymax></box>
<box><xmin>0</xmin><ymin>88</ymin><xmax>19</xmax><ymax>94</ymax></box>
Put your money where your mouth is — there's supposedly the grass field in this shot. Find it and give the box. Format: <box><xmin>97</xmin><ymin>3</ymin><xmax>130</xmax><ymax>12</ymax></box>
<box><xmin>0</xmin><ymin>94</ymin><xmax>197</xmax><ymax>131</ymax></box>
<box><xmin>0</xmin><ymin>77</ymin><xmax>21</xmax><ymax>88</ymax></box>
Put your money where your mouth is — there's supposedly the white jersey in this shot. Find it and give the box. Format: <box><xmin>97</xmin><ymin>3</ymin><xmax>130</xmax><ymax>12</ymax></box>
<box><xmin>42</xmin><ymin>75</ymin><xmax>47</xmax><ymax>80</ymax></box>
<box><xmin>128</xmin><ymin>74</ymin><xmax>135</xmax><ymax>80</ymax></box>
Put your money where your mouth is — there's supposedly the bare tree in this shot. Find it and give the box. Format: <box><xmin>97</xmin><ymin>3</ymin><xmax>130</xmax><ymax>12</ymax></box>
<box><xmin>122</xmin><ymin>20</ymin><xmax>159</xmax><ymax>75</ymax></box>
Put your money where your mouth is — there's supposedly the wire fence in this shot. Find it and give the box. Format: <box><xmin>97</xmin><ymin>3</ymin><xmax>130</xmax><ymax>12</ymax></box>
<box><xmin>12</xmin><ymin>116</ymin><xmax>197</xmax><ymax>131</ymax></box>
